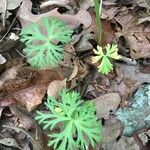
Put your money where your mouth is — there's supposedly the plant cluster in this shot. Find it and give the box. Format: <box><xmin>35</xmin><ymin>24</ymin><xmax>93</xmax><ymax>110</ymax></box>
<box><xmin>20</xmin><ymin>17</ymin><xmax>73</xmax><ymax>68</ymax></box>
<box><xmin>93</xmin><ymin>0</ymin><xmax>122</xmax><ymax>75</ymax></box>
<box><xmin>35</xmin><ymin>89</ymin><xmax>102</xmax><ymax>150</ymax></box>
<box><xmin>92</xmin><ymin>44</ymin><xmax>121</xmax><ymax>75</ymax></box>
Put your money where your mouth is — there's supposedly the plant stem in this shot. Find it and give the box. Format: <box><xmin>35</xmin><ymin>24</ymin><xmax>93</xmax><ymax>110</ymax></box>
<box><xmin>94</xmin><ymin>0</ymin><xmax>102</xmax><ymax>45</ymax></box>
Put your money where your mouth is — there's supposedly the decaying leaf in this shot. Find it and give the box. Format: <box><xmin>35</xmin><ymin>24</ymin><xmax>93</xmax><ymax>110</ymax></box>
<box><xmin>0</xmin><ymin>66</ymin><xmax>20</xmax><ymax>89</ymax></box>
<box><xmin>102</xmin><ymin>136</ymin><xmax>140</xmax><ymax>150</ymax></box>
<box><xmin>18</xmin><ymin>0</ymin><xmax>92</xmax><ymax>28</ymax></box>
<box><xmin>117</xmin><ymin>64</ymin><xmax>150</xmax><ymax>84</ymax></box>
<box><xmin>1</xmin><ymin>84</ymin><xmax>52</xmax><ymax>112</ymax></box>
<box><xmin>102</xmin><ymin>116</ymin><xmax>123</xmax><ymax>143</ymax></box>
<box><xmin>138</xmin><ymin>130</ymin><xmax>150</xmax><ymax>145</ymax></box>
<box><xmin>0</xmin><ymin>54</ymin><xmax>6</xmax><ymax>64</ymax></box>
<box><xmin>138</xmin><ymin>16</ymin><xmax>150</xmax><ymax>24</ymax></box>
<box><xmin>47</xmin><ymin>79</ymin><xmax>67</xmax><ymax>98</ymax></box>
<box><xmin>0</xmin><ymin>67</ymin><xmax>63</xmax><ymax>111</ymax></box>
<box><xmin>0</xmin><ymin>0</ymin><xmax>23</xmax><ymax>13</ymax></box>
<box><xmin>0</xmin><ymin>138</ymin><xmax>20</xmax><ymax>149</ymax></box>
<box><xmin>77</xmin><ymin>0</ymin><xmax>94</xmax><ymax>10</ymax></box>
<box><xmin>114</xmin><ymin>8</ymin><xmax>150</xmax><ymax>59</ymax></box>
<box><xmin>93</xmin><ymin>93</ymin><xmax>121</xmax><ymax>119</ymax></box>
<box><xmin>40</xmin><ymin>0</ymin><xmax>69</xmax><ymax>9</ymax></box>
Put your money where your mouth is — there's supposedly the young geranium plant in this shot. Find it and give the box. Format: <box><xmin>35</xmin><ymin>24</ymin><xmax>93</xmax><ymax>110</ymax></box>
<box><xmin>92</xmin><ymin>44</ymin><xmax>122</xmax><ymax>75</ymax></box>
<box><xmin>20</xmin><ymin>17</ymin><xmax>73</xmax><ymax>68</ymax></box>
<box><xmin>35</xmin><ymin>89</ymin><xmax>102</xmax><ymax>150</ymax></box>
<box><xmin>93</xmin><ymin>0</ymin><xmax>122</xmax><ymax>75</ymax></box>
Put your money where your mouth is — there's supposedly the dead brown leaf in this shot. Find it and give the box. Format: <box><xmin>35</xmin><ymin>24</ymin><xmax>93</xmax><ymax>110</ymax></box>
<box><xmin>0</xmin><ymin>65</ymin><xmax>20</xmax><ymax>89</ymax></box>
<box><xmin>114</xmin><ymin>9</ymin><xmax>150</xmax><ymax>59</ymax></box>
<box><xmin>9</xmin><ymin>105</ymin><xmax>36</xmax><ymax>129</ymax></box>
<box><xmin>18</xmin><ymin>0</ymin><xmax>92</xmax><ymax>28</ymax></box>
<box><xmin>47</xmin><ymin>79</ymin><xmax>67</xmax><ymax>98</ymax></box>
<box><xmin>103</xmin><ymin>116</ymin><xmax>123</xmax><ymax>143</ymax></box>
<box><xmin>0</xmin><ymin>67</ymin><xmax>63</xmax><ymax>111</ymax></box>
<box><xmin>108</xmin><ymin>64</ymin><xmax>150</xmax><ymax>105</ymax></box>
<box><xmin>93</xmin><ymin>93</ymin><xmax>121</xmax><ymax>119</ymax></box>
<box><xmin>102</xmin><ymin>136</ymin><xmax>140</xmax><ymax>150</ymax></box>
<box><xmin>140</xmin><ymin>65</ymin><xmax>150</xmax><ymax>74</ymax></box>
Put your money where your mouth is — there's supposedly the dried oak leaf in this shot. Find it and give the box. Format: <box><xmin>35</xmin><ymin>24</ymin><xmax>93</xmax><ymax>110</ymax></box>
<box><xmin>47</xmin><ymin>79</ymin><xmax>67</xmax><ymax>98</ymax></box>
<box><xmin>0</xmin><ymin>66</ymin><xmax>20</xmax><ymax>89</ymax></box>
<box><xmin>102</xmin><ymin>116</ymin><xmax>123</xmax><ymax>143</ymax></box>
<box><xmin>93</xmin><ymin>93</ymin><xmax>121</xmax><ymax>119</ymax></box>
<box><xmin>18</xmin><ymin>0</ymin><xmax>92</xmax><ymax>28</ymax></box>
<box><xmin>102</xmin><ymin>136</ymin><xmax>140</xmax><ymax>150</ymax></box>
<box><xmin>0</xmin><ymin>68</ymin><xmax>63</xmax><ymax>111</ymax></box>
<box><xmin>114</xmin><ymin>9</ymin><xmax>150</xmax><ymax>59</ymax></box>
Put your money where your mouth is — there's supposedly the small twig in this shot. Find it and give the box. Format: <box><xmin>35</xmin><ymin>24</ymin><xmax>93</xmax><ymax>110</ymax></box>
<box><xmin>120</xmin><ymin>56</ymin><xmax>137</xmax><ymax>65</ymax></box>
<box><xmin>0</xmin><ymin>133</ymin><xmax>5</xmax><ymax>138</ymax></box>
<box><xmin>0</xmin><ymin>5</ymin><xmax>21</xmax><ymax>42</ymax></box>
<box><xmin>15</xmin><ymin>49</ymin><xmax>26</xmax><ymax>58</ymax></box>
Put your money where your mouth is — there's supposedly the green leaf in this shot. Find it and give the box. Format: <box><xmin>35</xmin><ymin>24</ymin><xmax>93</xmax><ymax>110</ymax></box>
<box><xmin>20</xmin><ymin>17</ymin><xmax>73</xmax><ymax>68</ymax></box>
<box><xmin>92</xmin><ymin>44</ymin><xmax>121</xmax><ymax>75</ymax></box>
<box><xmin>35</xmin><ymin>89</ymin><xmax>103</xmax><ymax>150</ymax></box>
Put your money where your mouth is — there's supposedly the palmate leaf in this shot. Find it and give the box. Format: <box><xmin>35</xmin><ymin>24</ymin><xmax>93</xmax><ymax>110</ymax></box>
<box><xmin>35</xmin><ymin>89</ymin><xmax>102</xmax><ymax>150</ymax></box>
<box><xmin>92</xmin><ymin>44</ymin><xmax>121</xmax><ymax>75</ymax></box>
<box><xmin>20</xmin><ymin>17</ymin><xmax>73</xmax><ymax>68</ymax></box>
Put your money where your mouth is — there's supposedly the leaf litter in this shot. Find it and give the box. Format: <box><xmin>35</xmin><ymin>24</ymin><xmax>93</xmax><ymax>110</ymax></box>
<box><xmin>0</xmin><ymin>0</ymin><xmax>150</xmax><ymax>149</ymax></box>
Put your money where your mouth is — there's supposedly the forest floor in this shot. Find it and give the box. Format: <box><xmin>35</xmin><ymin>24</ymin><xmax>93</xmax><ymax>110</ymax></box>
<box><xmin>0</xmin><ymin>0</ymin><xmax>150</xmax><ymax>150</ymax></box>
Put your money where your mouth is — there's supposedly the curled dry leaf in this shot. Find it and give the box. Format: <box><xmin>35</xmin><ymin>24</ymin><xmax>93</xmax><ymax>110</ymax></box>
<box><xmin>40</xmin><ymin>0</ymin><xmax>69</xmax><ymax>9</ymax></box>
<box><xmin>93</xmin><ymin>93</ymin><xmax>121</xmax><ymax>119</ymax></box>
<box><xmin>47</xmin><ymin>79</ymin><xmax>67</xmax><ymax>98</ymax></box>
<box><xmin>0</xmin><ymin>138</ymin><xmax>20</xmax><ymax>149</ymax></box>
<box><xmin>9</xmin><ymin>105</ymin><xmax>36</xmax><ymax>130</ymax></box>
<box><xmin>68</xmin><ymin>64</ymin><xmax>78</xmax><ymax>81</ymax></box>
<box><xmin>0</xmin><ymin>66</ymin><xmax>20</xmax><ymax>89</ymax></box>
<box><xmin>18</xmin><ymin>0</ymin><xmax>92</xmax><ymax>28</ymax></box>
<box><xmin>0</xmin><ymin>54</ymin><xmax>6</xmax><ymax>74</ymax></box>
<box><xmin>0</xmin><ymin>54</ymin><xmax>6</xmax><ymax>64</ymax></box>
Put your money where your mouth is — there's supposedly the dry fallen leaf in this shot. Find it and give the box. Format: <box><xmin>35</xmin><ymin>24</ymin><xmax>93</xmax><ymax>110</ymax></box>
<box><xmin>102</xmin><ymin>136</ymin><xmax>140</xmax><ymax>150</ymax></box>
<box><xmin>0</xmin><ymin>67</ymin><xmax>63</xmax><ymax>111</ymax></box>
<box><xmin>114</xmin><ymin>8</ymin><xmax>150</xmax><ymax>59</ymax></box>
<box><xmin>9</xmin><ymin>105</ymin><xmax>36</xmax><ymax>129</ymax></box>
<box><xmin>77</xmin><ymin>0</ymin><xmax>94</xmax><ymax>10</ymax></box>
<box><xmin>0</xmin><ymin>54</ymin><xmax>6</xmax><ymax>64</ymax></box>
<box><xmin>0</xmin><ymin>65</ymin><xmax>20</xmax><ymax>89</ymax></box>
<box><xmin>102</xmin><ymin>116</ymin><xmax>123</xmax><ymax>143</ymax></box>
<box><xmin>18</xmin><ymin>0</ymin><xmax>92</xmax><ymax>28</ymax></box>
<box><xmin>40</xmin><ymin>0</ymin><xmax>69</xmax><ymax>9</ymax></box>
<box><xmin>47</xmin><ymin>79</ymin><xmax>67</xmax><ymax>98</ymax></box>
<box><xmin>93</xmin><ymin>93</ymin><xmax>121</xmax><ymax>119</ymax></box>
<box><xmin>13</xmin><ymin>85</ymin><xmax>47</xmax><ymax>111</ymax></box>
